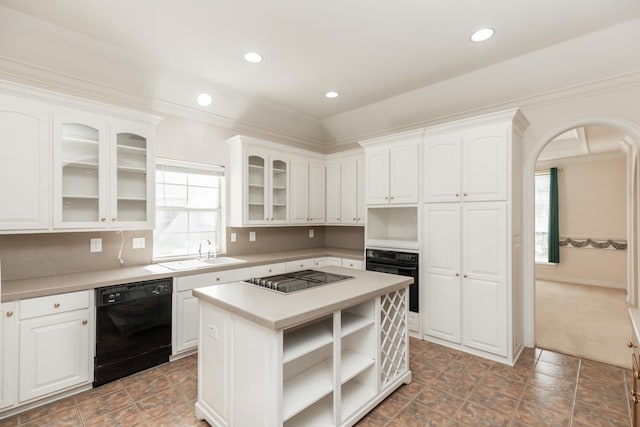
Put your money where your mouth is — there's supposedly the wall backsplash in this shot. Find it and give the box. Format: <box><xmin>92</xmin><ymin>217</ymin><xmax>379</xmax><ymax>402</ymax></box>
<box><xmin>0</xmin><ymin>230</ymin><xmax>153</xmax><ymax>281</ymax></box>
<box><xmin>0</xmin><ymin>226</ymin><xmax>365</xmax><ymax>281</ymax></box>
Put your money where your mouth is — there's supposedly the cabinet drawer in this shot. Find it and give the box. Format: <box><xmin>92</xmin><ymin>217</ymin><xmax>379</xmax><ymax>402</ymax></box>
<box><xmin>19</xmin><ymin>291</ymin><xmax>89</xmax><ymax>320</ymax></box>
<box><xmin>251</xmin><ymin>262</ymin><xmax>287</xmax><ymax>278</ymax></box>
<box><xmin>286</xmin><ymin>259</ymin><xmax>315</xmax><ymax>272</ymax></box>
<box><xmin>176</xmin><ymin>267</ymin><xmax>251</xmax><ymax>292</ymax></box>
<box><xmin>342</xmin><ymin>259</ymin><xmax>363</xmax><ymax>270</ymax></box>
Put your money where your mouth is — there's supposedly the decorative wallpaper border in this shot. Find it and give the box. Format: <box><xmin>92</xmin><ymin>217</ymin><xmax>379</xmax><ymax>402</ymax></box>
<box><xmin>559</xmin><ymin>237</ymin><xmax>627</xmax><ymax>251</ymax></box>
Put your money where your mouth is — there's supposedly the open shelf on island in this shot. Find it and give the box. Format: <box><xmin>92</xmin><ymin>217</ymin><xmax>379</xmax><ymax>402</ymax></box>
<box><xmin>284</xmin><ymin>319</ymin><xmax>333</xmax><ymax>364</ymax></box>
<box><xmin>283</xmin><ymin>358</ymin><xmax>333</xmax><ymax>422</ymax></box>
<box><xmin>341</xmin><ymin>313</ymin><xmax>374</xmax><ymax>338</ymax></box>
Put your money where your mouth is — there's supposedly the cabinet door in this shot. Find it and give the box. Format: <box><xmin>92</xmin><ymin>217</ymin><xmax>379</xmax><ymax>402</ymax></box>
<box><xmin>365</xmin><ymin>148</ymin><xmax>390</xmax><ymax>205</ymax></box>
<box><xmin>290</xmin><ymin>158</ymin><xmax>309</xmax><ymax>224</ymax></box>
<box><xmin>461</xmin><ymin>203</ymin><xmax>507</xmax><ymax>356</ymax></box>
<box><xmin>423</xmin><ymin>204</ymin><xmax>461</xmax><ymax>344</ymax></box>
<box><xmin>341</xmin><ymin>159</ymin><xmax>359</xmax><ymax>224</ymax></box>
<box><xmin>389</xmin><ymin>143</ymin><xmax>419</xmax><ymax>204</ymax></box>
<box><xmin>19</xmin><ymin>310</ymin><xmax>91</xmax><ymax>401</ymax></box>
<box><xmin>176</xmin><ymin>291</ymin><xmax>199</xmax><ymax>353</ymax></box>
<box><xmin>325</xmin><ymin>162</ymin><xmax>341</xmax><ymax>224</ymax></box>
<box><xmin>246</xmin><ymin>151</ymin><xmax>269</xmax><ymax>224</ymax></box>
<box><xmin>462</xmin><ymin>124</ymin><xmax>508</xmax><ymax>202</ymax></box>
<box><xmin>0</xmin><ymin>303</ymin><xmax>16</xmax><ymax>410</ymax></box>
<box><xmin>53</xmin><ymin>113</ymin><xmax>108</xmax><ymax>229</ymax></box>
<box><xmin>423</xmin><ymin>134</ymin><xmax>461</xmax><ymax>203</ymax></box>
<box><xmin>110</xmin><ymin>122</ymin><xmax>154</xmax><ymax>229</ymax></box>
<box><xmin>0</xmin><ymin>95</ymin><xmax>50</xmax><ymax>231</ymax></box>
<box><xmin>270</xmin><ymin>156</ymin><xmax>289</xmax><ymax>224</ymax></box>
<box><xmin>308</xmin><ymin>161</ymin><xmax>325</xmax><ymax>223</ymax></box>
<box><xmin>356</xmin><ymin>157</ymin><xmax>365</xmax><ymax>224</ymax></box>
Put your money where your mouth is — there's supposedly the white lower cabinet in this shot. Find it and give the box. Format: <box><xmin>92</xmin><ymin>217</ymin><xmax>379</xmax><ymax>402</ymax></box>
<box><xmin>174</xmin><ymin>268</ymin><xmax>251</xmax><ymax>355</ymax></box>
<box><xmin>18</xmin><ymin>291</ymin><xmax>92</xmax><ymax>402</ymax></box>
<box><xmin>286</xmin><ymin>259</ymin><xmax>315</xmax><ymax>272</ymax></box>
<box><xmin>196</xmin><ymin>288</ymin><xmax>410</xmax><ymax>426</ymax></box>
<box><xmin>0</xmin><ymin>303</ymin><xmax>16</xmax><ymax>411</ymax></box>
<box><xmin>341</xmin><ymin>259</ymin><xmax>363</xmax><ymax>270</ymax></box>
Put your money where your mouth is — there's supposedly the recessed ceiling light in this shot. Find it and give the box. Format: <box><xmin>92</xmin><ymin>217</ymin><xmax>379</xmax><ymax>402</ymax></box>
<box><xmin>325</xmin><ymin>91</ymin><xmax>339</xmax><ymax>99</ymax></box>
<box><xmin>470</xmin><ymin>28</ymin><xmax>495</xmax><ymax>42</ymax></box>
<box><xmin>197</xmin><ymin>93</ymin><xmax>213</xmax><ymax>107</ymax></box>
<box><xmin>244</xmin><ymin>52</ymin><xmax>263</xmax><ymax>63</ymax></box>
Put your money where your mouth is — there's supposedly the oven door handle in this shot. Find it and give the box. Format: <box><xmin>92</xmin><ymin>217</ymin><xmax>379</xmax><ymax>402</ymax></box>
<box><xmin>366</xmin><ymin>261</ymin><xmax>418</xmax><ymax>271</ymax></box>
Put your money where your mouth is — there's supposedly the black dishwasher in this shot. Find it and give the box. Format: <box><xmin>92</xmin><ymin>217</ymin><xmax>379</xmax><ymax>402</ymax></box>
<box><xmin>94</xmin><ymin>278</ymin><xmax>172</xmax><ymax>386</ymax></box>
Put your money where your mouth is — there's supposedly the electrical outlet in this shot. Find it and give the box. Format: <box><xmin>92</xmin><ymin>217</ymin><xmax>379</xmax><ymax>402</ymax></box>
<box><xmin>230</xmin><ymin>232</ymin><xmax>237</xmax><ymax>243</ymax></box>
<box><xmin>132</xmin><ymin>237</ymin><xmax>145</xmax><ymax>249</ymax></box>
<box><xmin>207</xmin><ymin>324</ymin><xmax>218</xmax><ymax>339</ymax></box>
<box><xmin>90</xmin><ymin>238</ymin><xmax>102</xmax><ymax>253</ymax></box>
<box><xmin>249</xmin><ymin>231</ymin><xmax>256</xmax><ymax>242</ymax></box>
<box><xmin>309</xmin><ymin>229</ymin><xmax>314</xmax><ymax>238</ymax></box>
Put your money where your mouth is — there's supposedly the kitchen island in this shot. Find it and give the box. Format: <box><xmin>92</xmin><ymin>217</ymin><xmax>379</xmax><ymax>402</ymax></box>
<box><xmin>193</xmin><ymin>266</ymin><xmax>412</xmax><ymax>427</ymax></box>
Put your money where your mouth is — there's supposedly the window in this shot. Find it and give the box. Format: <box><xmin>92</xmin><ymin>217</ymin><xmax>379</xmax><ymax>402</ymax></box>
<box><xmin>535</xmin><ymin>172</ymin><xmax>551</xmax><ymax>263</ymax></box>
<box><xmin>154</xmin><ymin>159</ymin><xmax>224</xmax><ymax>259</ymax></box>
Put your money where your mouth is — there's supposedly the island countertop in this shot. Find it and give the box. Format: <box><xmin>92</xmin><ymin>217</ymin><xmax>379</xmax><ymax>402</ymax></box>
<box><xmin>192</xmin><ymin>265</ymin><xmax>413</xmax><ymax>330</ymax></box>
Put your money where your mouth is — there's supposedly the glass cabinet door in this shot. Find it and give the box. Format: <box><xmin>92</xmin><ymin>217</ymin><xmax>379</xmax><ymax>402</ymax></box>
<box><xmin>59</xmin><ymin>123</ymin><xmax>103</xmax><ymax>225</ymax></box>
<box><xmin>114</xmin><ymin>132</ymin><xmax>148</xmax><ymax>224</ymax></box>
<box><xmin>247</xmin><ymin>154</ymin><xmax>268</xmax><ymax>223</ymax></box>
<box><xmin>271</xmin><ymin>158</ymin><xmax>288</xmax><ymax>222</ymax></box>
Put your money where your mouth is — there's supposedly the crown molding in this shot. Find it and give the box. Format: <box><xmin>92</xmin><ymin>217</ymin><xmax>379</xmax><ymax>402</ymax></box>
<box><xmin>0</xmin><ymin>56</ymin><xmax>328</xmax><ymax>152</ymax></box>
<box><xmin>324</xmin><ymin>69</ymin><xmax>640</xmax><ymax>148</ymax></box>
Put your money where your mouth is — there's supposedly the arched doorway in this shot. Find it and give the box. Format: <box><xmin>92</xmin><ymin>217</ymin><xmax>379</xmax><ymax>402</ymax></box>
<box><xmin>522</xmin><ymin>116</ymin><xmax>640</xmax><ymax>358</ymax></box>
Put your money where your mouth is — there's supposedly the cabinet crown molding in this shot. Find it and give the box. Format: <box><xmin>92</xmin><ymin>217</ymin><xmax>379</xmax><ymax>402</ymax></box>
<box><xmin>358</xmin><ymin>128</ymin><xmax>425</xmax><ymax>148</ymax></box>
<box><xmin>423</xmin><ymin>108</ymin><xmax>529</xmax><ymax>137</ymax></box>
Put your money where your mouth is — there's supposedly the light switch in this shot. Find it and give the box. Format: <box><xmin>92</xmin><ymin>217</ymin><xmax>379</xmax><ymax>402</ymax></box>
<box><xmin>309</xmin><ymin>229</ymin><xmax>314</xmax><ymax>238</ymax></box>
<box><xmin>90</xmin><ymin>238</ymin><xmax>102</xmax><ymax>253</ymax></box>
<box><xmin>230</xmin><ymin>232</ymin><xmax>237</xmax><ymax>243</ymax></box>
<box><xmin>249</xmin><ymin>231</ymin><xmax>256</xmax><ymax>242</ymax></box>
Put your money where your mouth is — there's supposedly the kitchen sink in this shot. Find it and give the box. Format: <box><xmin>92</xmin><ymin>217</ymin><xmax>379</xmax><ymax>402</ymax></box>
<box><xmin>158</xmin><ymin>257</ymin><xmax>246</xmax><ymax>271</ymax></box>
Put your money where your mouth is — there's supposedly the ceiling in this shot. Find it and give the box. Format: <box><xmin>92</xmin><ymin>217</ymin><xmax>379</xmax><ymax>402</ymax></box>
<box><xmin>538</xmin><ymin>125</ymin><xmax>627</xmax><ymax>163</ymax></box>
<box><xmin>2</xmin><ymin>0</ymin><xmax>640</xmax><ymax>120</ymax></box>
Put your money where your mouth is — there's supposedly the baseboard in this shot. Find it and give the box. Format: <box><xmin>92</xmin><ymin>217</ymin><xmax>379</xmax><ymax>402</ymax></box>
<box><xmin>535</xmin><ymin>274</ymin><xmax>625</xmax><ymax>290</ymax></box>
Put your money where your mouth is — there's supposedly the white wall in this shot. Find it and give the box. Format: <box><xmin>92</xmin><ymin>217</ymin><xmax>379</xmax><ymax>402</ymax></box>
<box><xmin>535</xmin><ymin>157</ymin><xmax>627</xmax><ymax>289</ymax></box>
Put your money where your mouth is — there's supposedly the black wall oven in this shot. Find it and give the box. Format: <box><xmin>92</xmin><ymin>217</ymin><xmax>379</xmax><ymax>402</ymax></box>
<box><xmin>94</xmin><ymin>278</ymin><xmax>172</xmax><ymax>386</ymax></box>
<box><xmin>366</xmin><ymin>249</ymin><xmax>419</xmax><ymax>313</ymax></box>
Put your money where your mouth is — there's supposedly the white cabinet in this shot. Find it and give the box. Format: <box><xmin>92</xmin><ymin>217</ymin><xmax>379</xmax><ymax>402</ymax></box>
<box><xmin>423</xmin><ymin>203</ymin><xmax>507</xmax><ymax>355</ymax></box>
<box><xmin>341</xmin><ymin>259</ymin><xmax>363</xmax><ymax>270</ymax></box>
<box><xmin>0</xmin><ymin>94</ymin><xmax>50</xmax><ymax>232</ymax></box>
<box><xmin>313</xmin><ymin>257</ymin><xmax>342</xmax><ymax>268</ymax></box>
<box><xmin>228</xmin><ymin>137</ymin><xmax>290</xmax><ymax>226</ymax></box>
<box><xmin>421</xmin><ymin>109</ymin><xmax>528</xmax><ymax>364</ymax></box>
<box><xmin>286</xmin><ymin>258</ymin><xmax>315</xmax><ymax>272</ymax></box>
<box><xmin>196</xmin><ymin>287</ymin><xmax>409</xmax><ymax>426</ymax></box>
<box><xmin>360</xmin><ymin>130</ymin><xmax>422</xmax><ymax>206</ymax></box>
<box><xmin>251</xmin><ymin>262</ymin><xmax>287</xmax><ymax>277</ymax></box>
<box><xmin>0</xmin><ymin>302</ymin><xmax>16</xmax><ymax>411</ymax></box>
<box><xmin>290</xmin><ymin>157</ymin><xmax>325</xmax><ymax>224</ymax></box>
<box><xmin>326</xmin><ymin>154</ymin><xmax>365</xmax><ymax>225</ymax></box>
<box><xmin>424</xmin><ymin>123</ymin><xmax>508</xmax><ymax>203</ymax></box>
<box><xmin>53</xmin><ymin>112</ymin><xmax>154</xmax><ymax>229</ymax></box>
<box><xmin>18</xmin><ymin>291</ymin><xmax>92</xmax><ymax>401</ymax></box>
<box><xmin>174</xmin><ymin>268</ymin><xmax>251</xmax><ymax>355</ymax></box>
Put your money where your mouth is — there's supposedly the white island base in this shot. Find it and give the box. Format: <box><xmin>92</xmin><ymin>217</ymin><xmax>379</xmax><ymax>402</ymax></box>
<box><xmin>193</xmin><ymin>267</ymin><xmax>412</xmax><ymax>427</ymax></box>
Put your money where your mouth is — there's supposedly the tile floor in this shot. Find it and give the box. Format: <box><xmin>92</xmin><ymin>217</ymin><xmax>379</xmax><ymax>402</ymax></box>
<box><xmin>0</xmin><ymin>337</ymin><xmax>633</xmax><ymax>426</ymax></box>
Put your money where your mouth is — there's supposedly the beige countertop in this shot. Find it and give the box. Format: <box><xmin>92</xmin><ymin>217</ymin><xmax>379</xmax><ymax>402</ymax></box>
<box><xmin>193</xmin><ymin>266</ymin><xmax>412</xmax><ymax>330</ymax></box>
<box><xmin>1</xmin><ymin>247</ymin><xmax>363</xmax><ymax>302</ymax></box>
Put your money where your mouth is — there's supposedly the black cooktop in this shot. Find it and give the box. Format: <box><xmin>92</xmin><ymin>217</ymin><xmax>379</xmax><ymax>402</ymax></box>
<box><xmin>245</xmin><ymin>270</ymin><xmax>353</xmax><ymax>294</ymax></box>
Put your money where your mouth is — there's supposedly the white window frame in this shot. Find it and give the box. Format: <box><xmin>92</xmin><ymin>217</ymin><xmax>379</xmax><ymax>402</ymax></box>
<box><xmin>154</xmin><ymin>158</ymin><xmax>226</xmax><ymax>260</ymax></box>
<box><xmin>534</xmin><ymin>171</ymin><xmax>553</xmax><ymax>264</ymax></box>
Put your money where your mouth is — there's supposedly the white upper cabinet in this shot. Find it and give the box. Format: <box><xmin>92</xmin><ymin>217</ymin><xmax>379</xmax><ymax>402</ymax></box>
<box><xmin>53</xmin><ymin>112</ymin><xmax>154</xmax><ymax>229</ymax></box>
<box><xmin>0</xmin><ymin>94</ymin><xmax>50</xmax><ymax>231</ymax></box>
<box><xmin>228</xmin><ymin>137</ymin><xmax>291</xmax><ymax>226</ymax></box>
<box><xmin>424</xmin><ymin>123</ymin><xmax>508</xmax><ymax>203</ymax></box>
<box><xmin>360</xmin><ymin>130</ymin><xmax>422</xmax><ymax>206</ymax></box>
<box><xmin>290</xmin><ymin>157</ymin><xmax>325</xmax><ymax>224</ymax></box>
<box><xmin>325</xmin><ymin>153</ymin><xmax>365</xmax><ymax>225</ymax></box>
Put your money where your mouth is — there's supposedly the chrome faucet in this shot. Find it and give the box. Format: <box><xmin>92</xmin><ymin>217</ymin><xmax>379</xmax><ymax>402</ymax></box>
<box><xmin>198</xmin><ymin>238</ymin><xmax>212</xmax><ymax>260</ymax></box>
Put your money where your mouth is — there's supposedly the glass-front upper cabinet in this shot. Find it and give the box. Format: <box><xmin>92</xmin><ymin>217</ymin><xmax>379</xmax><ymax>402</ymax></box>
<box><xmin>112</xmin><ymin>128</ymin><xmax>152</xmax><ymax>227</ymax></box>
<box><xmin>54</xmin><ymin>115</ymin><xmax>107</xmax><ymax>229</ymax></box>
<box><xmin>53</xmin><ymin>113</ymin><xmax>153</xmax><ymax>230</ymax></box>
<box><xmin>242</xmin><ymin>149</ymin><xmax>288</xmax><ymax>225</ymax></box>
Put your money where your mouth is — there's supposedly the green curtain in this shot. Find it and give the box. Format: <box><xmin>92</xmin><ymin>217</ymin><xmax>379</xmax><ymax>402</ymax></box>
<box><xmin>548</xmin><ymin>167</ymin><xmax>560</xmax><ymax>263</ymax></box>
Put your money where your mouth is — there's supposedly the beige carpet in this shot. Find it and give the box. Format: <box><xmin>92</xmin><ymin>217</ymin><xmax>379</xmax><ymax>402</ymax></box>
<box><xmin>535</xmin><ymin>279</ymin><xmax>633</xmax><ymax>369</ymax></box>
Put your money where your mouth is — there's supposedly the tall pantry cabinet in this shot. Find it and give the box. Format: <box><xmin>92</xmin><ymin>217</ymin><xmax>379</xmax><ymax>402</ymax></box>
<box><xmin>421</xmin><ymin>109</ymin><xmax>528</xmax><ymax>364</ymax></box>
